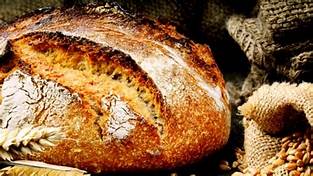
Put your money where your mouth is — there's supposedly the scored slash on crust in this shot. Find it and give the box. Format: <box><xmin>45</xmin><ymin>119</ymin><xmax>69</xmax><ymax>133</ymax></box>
<box><xmin>0</xmin><ymin>125</ymin><xmax>64</xmax><ymax>161</ymax></box>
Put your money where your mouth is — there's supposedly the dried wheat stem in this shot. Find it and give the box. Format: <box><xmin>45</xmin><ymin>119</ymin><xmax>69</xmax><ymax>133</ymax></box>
<box><xmin>0</xmin><ymin>125</ymin><xmax>64</xmax><ymax>161</ymax></box>
<box><xmin>0</xmin><ymin>165</ymin><xmax>90</xmax><ymax>176</ymax></box>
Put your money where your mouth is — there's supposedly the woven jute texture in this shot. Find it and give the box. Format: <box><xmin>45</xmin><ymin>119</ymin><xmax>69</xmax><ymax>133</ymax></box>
<box><xmin>243</xmin><ymin>119</ymin><xmax>282</xmax><ymax>170</ymax></box>
<box><xmin>227</xmin><ymin>16</ymin><xmax>313</xmax><ymax>73</ymax></box>
<box><xmin>284</xmin><ymin>50</ymin><xmax>313</xmax><ymax>81</ymax></box>
<box><xmin>227</xmin><ymin>0</ymin><xmax>313</xmax><ymax>99</ymax></box>
<box><xmin>259</xmin><ymin>0</ymin><xmax>313</xmax><ymax>42</ymax></box>
<box><xmin>238</xmin><ymin>82</ymin><xmax>313</xmax><ymax>175</ymax></box>
<box><xmin>239</xmin><ymin>82</ymin><xmax>313</xmax><ymax>134</ymax></box>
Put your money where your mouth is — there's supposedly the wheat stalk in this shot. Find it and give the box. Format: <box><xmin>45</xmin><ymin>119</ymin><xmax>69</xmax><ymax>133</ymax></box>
<box><xmin>0</xmin><ymin>165</ymin><xmax>89</xmax><ymax>176</ymax></box>
<box><xmin>0</xmin><ymin>125</ymin><xmax>64</xmax><ymax>161</ymax></box>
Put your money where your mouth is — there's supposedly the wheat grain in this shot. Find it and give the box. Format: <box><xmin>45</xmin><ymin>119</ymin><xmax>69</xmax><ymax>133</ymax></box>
<box><xmin>233</xmin><ymin>128</ymin><xmax>313</xmax><ymax>176</ymax></box>
<box><xmin>0</xmin><ymin>125</ymin><xmax>64</xmax><ymax>161</ymax></box>
<box><xmin>218</xmin><ymin>160</ymin><xmax>231</xmax><ymax>171</ymax></box>
<box><xmin>263</xmin><ymin>128</ymin><xmax>313</xmax><ymax>175</ymax></box>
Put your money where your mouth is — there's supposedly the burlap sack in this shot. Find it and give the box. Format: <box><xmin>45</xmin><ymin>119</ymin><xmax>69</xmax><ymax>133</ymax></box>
<box><xmin>243</xmin><ymin>119</ymin><xmax>282</xmax><ymax>170</ymax></box>
<box><xmin>258</xmin><ymin>0</ymin><xmax>313</xmax><ymax>42</ymax></box>
<box><xmin>238</xmin><ymin>82</ymin><xmax>313</xmax><ymax>176</ymax></box>
<box><xmin>240</xmin><ymin>82</ymin><xmax>313</xmax><ymax>133</ymax></box>
<box><xmin>227</xmin><ymin>0</ymin><xmax>313</xmax><ymax>99</ymax></box>
<box><xmin>241</xmin><ymin>121</ymin><xmax>312</xmax><ymax>176</ymax></box>
<box><xmin>282</xmin><ymin>51</ymin><xmax>313</xmax><ymax>81</ymax></box>
<box><xmin>226</xmin><ymin>16</ymin><xmax>313</xmax><ymax>73</ymax></box>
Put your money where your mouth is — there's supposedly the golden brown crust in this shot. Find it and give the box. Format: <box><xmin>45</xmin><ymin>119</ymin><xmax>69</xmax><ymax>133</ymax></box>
<box><xmin>0</xmin><ymin>4</ymin><xmax>230</xmax><ymax>173</ymax></box>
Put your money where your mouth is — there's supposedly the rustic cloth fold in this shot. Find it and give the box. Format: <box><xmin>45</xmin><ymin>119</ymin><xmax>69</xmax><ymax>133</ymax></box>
<box><xmin>227</xmin><ymin>16</ymin><xmax>313</xmax><ymax>66</ymax></box>
<box><xmin>242</xmin><ymin>119</ymin><xmax>282</xmax><ymax>171</ymax></box>
<box><xmin>240</xmin><ymin>82</ymin><xmax>313</xmax><ymax>134</ymax></box>
<box><xmin>238</xmin><ymin>82</ymin><xmax>313</xmax><ymax>176</ymax></box>
<box><xmin>227</xmin><ymin>0</ymin><xmax>313</xmax><ymax>100</ymax></box>
<box><xmin>227</xmin><ymin>16</ymin><xmax>313</xmax><ymax>81</ymax></box>
<box><xmin>259</xmin><ymin>0</ymin><xmax>313</xmax><ymax>42</ymax></box>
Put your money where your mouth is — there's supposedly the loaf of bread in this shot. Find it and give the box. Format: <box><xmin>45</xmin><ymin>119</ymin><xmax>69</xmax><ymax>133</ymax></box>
<box><xmin>0</xmin><ymin>4</ymin><xmax>230</xmax><ymax>173</ymax></box>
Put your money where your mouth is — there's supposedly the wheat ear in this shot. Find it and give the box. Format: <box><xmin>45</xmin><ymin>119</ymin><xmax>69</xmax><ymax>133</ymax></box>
<box><xmin>0</xmin><ymin>165</ymin><xmax>90</xmax><ymax>176</ymax></box>
<box><xmin>0</xmin><ymin>125</ymin><xmax>64</xmax><ymax>161</ymax></box>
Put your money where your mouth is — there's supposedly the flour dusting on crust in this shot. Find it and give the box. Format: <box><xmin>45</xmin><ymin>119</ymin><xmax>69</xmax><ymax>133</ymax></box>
<box><xmin>161</xmin><ymin>44</ymin><xmax>226</xmax><ymax>111</ymax></box>
<box><xmin>101</xmin><ymin>94</ymin><xmax>138</xmax><ymax>140</ymax></box>
<box><xmin>0</xmin><ymin>70</ymin><xmax>80</xmax><ymax>129</ymax></box>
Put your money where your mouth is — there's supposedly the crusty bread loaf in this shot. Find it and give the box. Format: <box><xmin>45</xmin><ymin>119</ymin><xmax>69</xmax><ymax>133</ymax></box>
<box><xmin>0</xmin><ymin>4</ymin><xmax>230</xmax><ymax>173</ymax></box>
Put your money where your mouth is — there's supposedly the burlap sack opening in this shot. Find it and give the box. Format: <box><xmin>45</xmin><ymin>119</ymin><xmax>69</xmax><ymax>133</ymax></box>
<box><xmin>238</xmin><ymin>82</ymin><xmax>313</xmax><ymax>175</ymax></box>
